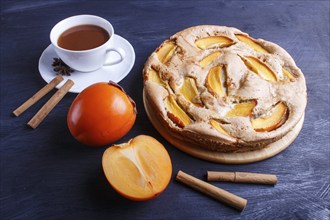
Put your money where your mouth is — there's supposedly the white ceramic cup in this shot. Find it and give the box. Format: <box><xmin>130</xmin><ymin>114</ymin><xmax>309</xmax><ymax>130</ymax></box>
<box><xmin>50</xmin><ymin>15</ymin><xmax>125</xmax><ymax>72</ymax></box>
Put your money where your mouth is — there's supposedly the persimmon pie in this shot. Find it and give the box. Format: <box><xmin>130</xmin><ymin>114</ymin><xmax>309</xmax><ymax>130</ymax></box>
<box><xmin>143</xmin><ymin>25</ymin><xmax>307</xmax><ymax>153</ymax></box>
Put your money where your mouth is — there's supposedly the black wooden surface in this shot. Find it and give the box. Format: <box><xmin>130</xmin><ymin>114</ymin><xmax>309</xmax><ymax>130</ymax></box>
<box><xmin>1</xmin><ymin>1</ymin><xmax>329</xmax><ymax>219</ymax></box>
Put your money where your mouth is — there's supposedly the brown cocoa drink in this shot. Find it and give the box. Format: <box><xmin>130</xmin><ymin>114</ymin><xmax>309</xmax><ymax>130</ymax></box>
<box><xmin>58</xmin><ymin>25</ymin><xmax>110</xmax><ymax>51</ymax></box>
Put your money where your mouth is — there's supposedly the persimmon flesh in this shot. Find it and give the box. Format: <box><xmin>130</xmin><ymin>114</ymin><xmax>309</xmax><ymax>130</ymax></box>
<box><xmin>67</xmin><ymin>82</ymin><xmax>136</xmax><ymax>147</ymax></box>
<box><xmin>102</xmin><ymin>135</ymin><xmax>172</xmax><ymax>201</ymax></box>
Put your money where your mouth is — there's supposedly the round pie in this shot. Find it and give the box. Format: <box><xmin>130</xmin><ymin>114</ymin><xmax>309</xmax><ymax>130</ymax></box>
<box><xmin>143</xmin><ymin>25</ymin><xmax>307</xmax><ymax>153</ymax></box>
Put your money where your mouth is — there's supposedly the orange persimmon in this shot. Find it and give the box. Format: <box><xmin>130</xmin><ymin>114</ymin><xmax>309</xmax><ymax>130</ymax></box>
<box><xmin>102</xmin><ymin>135</ymin><xmax>172</xmax><ymax>201</ymax></box>
<box><xmin>67</xmin><ymin>81</ymin><xmax>137</xmax><ymax>147</ymax></box>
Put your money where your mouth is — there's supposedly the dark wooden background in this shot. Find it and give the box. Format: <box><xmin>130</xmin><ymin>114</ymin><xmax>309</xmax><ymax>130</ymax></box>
<box><xmin>1</xmin><ymin>1</ymin><xmax>329</xmax><ymax>219</ymax></box>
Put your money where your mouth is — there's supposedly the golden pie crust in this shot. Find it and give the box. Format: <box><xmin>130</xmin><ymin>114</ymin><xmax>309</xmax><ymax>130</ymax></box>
<box><xmin>143</xmin><ymin>25</ymin><xmax>307</xmax><ymax>153</ymax></box>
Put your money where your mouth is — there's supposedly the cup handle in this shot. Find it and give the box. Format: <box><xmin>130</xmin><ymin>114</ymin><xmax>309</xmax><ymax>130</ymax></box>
<box><xmin>104</xmin><ymin>47</ymin><xmax>125</xmax><ymax>66</ymax></box>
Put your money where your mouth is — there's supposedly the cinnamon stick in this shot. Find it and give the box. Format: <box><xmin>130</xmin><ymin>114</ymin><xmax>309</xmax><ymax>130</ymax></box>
<box><xmin>207</xmin><ymin>171</ymin><xmax>277</xmax><ymax>185</ymax></box>
<box><xmin>27</xmin><ymin>79</ymin><xmax>74</xmax><ymax>129</ymax></box>
<box><xmin>176</xmin><ymin>170</ymin><xmax>247</xmax><ymax>211</ymax></box>
<box><xmin>13</xmin><ymin>75</ymin><xmax>64</xmax><ymax>116</ymax></box>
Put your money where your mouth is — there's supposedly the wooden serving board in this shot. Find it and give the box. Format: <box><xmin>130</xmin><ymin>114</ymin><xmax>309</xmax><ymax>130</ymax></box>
<box><xmin>143</xmin><ymin>91</ymin><xmax>304</xmax><ymax>164</ymax></box>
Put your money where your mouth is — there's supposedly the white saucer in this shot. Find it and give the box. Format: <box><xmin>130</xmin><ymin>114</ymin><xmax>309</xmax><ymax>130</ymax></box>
<box><xmin>39</xmin><ymin>34</ymin><xmax>135</xmax><ymax>93</ymax></box>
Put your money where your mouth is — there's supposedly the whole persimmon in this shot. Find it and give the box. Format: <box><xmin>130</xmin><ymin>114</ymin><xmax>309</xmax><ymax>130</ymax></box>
<box><xmin>67</xmin><ymin>81</ymin><xmax>137</xmax><ymax>147</ymax></box>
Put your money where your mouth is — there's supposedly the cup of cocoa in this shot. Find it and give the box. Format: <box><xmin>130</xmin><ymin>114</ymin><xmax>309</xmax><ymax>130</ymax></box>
<box><xmin>50</xmin><ymin>15</ymin><xmax>125</xmax><ymax>72</ymax></box>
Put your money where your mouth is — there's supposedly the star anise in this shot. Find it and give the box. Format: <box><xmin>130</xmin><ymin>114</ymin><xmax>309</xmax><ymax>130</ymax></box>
<box><xmin>52</xmin><ymin>58</ymin><xmax>74</xmax><ymax>76</ymax></box>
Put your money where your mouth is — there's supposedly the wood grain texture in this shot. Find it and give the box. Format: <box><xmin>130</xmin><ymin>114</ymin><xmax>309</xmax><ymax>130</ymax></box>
<box><xmin>1</xmin><ymin>0</ymin><xmax>329</xmax><ymax>220</ymax></box>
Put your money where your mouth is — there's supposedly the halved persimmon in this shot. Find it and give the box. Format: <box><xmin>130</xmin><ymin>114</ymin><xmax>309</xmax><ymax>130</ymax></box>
<box><xmin>102</xmin><ymin>135</ymin><xmax>172</xmax><ymax>201</ymax></box>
